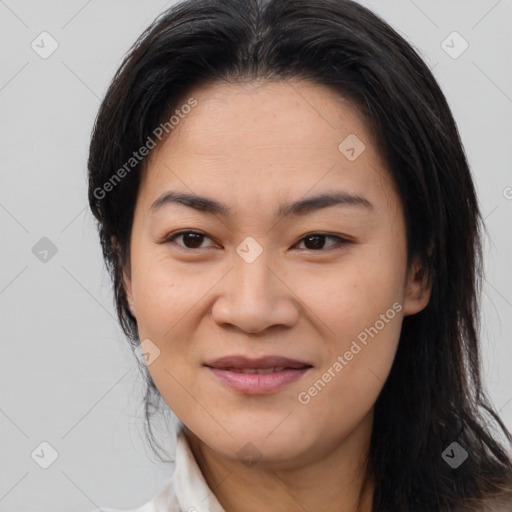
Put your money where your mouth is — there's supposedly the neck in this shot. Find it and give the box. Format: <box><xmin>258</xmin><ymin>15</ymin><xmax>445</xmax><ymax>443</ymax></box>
<box><xmin>184</xmin><ymin>411</ymin><xmax>375</xmax><ymax>512</ymax></box>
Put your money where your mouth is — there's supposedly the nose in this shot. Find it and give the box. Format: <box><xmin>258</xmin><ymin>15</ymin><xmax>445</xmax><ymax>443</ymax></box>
<box><xmin>211</xmin><ymin>250</ymin><xmax>300</xmax><ymax>334</ymax></box>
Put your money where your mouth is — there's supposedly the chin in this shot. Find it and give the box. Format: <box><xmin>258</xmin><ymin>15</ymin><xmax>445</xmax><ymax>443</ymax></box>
<box><xmin>193</xmin><ymin>413</ymin><xmax>318</xmax><ymax>466</ymax></box>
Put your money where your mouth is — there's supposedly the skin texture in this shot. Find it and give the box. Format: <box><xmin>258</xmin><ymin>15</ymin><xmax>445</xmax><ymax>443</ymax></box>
<box><xmin>123</xmin><ymin>80</ymin><xmax>432</xmax><ymax>512</ymax></box>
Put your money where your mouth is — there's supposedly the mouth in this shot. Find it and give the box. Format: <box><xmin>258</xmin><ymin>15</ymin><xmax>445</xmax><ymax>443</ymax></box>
<box><xmin>216</xmin><ymin>367</ymin><xmax>299</xmax><ymax>374</ymax></box>
<box><xmin>204</xmin><ymin>355</ymin><xmax>313</xmax><ymax>395</ymax></box>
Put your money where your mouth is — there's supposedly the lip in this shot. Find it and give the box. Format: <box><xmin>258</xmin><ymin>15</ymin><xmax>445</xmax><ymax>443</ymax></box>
<box><xmin>204</xmin><ymin>355</ymin><xmax>312</xmax><ymax>395</ymax></box>
<box><xmin>205</xmin><ymin>355</ymin><xmax>311</xmax><ymax>369</ymax></box>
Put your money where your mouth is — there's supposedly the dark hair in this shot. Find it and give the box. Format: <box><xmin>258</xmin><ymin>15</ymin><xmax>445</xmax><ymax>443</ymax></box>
<box><xmin>87</xmin><ymin>0</ymin><xmax>512</xmax><ymax>510</ymax></box>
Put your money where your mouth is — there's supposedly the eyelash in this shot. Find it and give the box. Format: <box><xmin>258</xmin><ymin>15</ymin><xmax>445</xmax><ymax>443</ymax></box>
<box><xmin>162</xmin><ymin>230</ymin><xmax>351</xmax><ymax>252</ymax></box>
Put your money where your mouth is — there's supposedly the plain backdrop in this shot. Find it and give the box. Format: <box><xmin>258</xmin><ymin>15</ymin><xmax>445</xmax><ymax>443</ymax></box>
<box><xmin>0</xmin><ymin>0</ymin><xmax>511</xmax><ymax>510</ymax></box>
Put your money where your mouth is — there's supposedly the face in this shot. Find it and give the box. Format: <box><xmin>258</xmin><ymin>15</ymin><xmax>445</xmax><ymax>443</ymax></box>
<box><xmin>123</xmin><ymin>80</ymin><xmax>430</xmax><ymax>468</ymax></box>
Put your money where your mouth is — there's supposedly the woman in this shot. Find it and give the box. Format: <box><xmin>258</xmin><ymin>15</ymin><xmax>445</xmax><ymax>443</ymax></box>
<box><xmin>87</xmin><ymin>0</ymin><xmax>512</xmax><ymax>510</ymax></box>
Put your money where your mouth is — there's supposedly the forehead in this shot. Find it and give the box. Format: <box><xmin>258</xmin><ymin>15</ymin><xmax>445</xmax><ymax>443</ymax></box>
<box><xmin>155</xmin><ymin>80</ymin><xmax>375</xmax><ymax>158</ymax></box>
<box><xmin>140</xmin><ymin>80</ymin><xmax>396</xmax><ymax>210</ymax></box>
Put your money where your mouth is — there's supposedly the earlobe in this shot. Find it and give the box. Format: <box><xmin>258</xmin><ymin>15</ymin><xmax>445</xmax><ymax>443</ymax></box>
<box><xmin>402</xmin><ymin>258</ymin><xmax>432</xmax><ymax>316</ymax></box>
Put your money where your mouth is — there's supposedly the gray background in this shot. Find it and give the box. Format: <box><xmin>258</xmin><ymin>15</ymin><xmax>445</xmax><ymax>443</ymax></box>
<box><xmin>0</xmin><ymin>0</ymin><xmax>511</xmax><ymax>510</ymax></box>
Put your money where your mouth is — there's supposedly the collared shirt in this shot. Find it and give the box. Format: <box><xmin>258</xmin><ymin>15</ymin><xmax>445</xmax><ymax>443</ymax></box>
<box><xmin>90</xmin><ymin>428</ymin><xmax>225</xmax><ymax>512</ymax></box>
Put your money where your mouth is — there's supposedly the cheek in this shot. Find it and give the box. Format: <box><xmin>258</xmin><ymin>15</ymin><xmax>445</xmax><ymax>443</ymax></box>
<box><xmin>290</xmin><ymin>246</ymin><xmax>405</xmax><ymax>401</ymax></box>
<box><xmin>129</xmin><ymin>254</ymin><xmax>216</xmax><ymax>396</ymax></box>
<box><xmin>293</xmin><ymin>250</ymin><xmax>405</xmax><ymax>337</ymax></box>
<box><xmin>130</xmin><ymin>252</ymin><xmax>210</xmax><ymax>335</ymax></box>
<box><xmin>296</xmin><ymin>309</ymin><xmax>403</xmax><ymax>441</ymax></box>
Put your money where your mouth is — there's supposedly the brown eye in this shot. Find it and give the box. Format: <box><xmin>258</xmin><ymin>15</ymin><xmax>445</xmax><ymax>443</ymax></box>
<box><xmin>166</xmin><ymin>230</ymin><xmax>216</xmax><ymax>249</ymax></box>
<box><xmin>296</xmin><ymin>233</ymin><xmax>349</xmax><ymax>251</ymax></box>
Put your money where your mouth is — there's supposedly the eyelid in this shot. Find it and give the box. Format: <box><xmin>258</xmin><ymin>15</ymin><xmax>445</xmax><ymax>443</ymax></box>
<box><xmin>294</xmin><ymin>233</ymin><xmax>352</xmax><ymax>251</ymax></box>
<box><xmin>162</xmin><ymin>229</ymin><xmax>219</xmax><ymax>248</ymax></box>
<box><xmin>162</xmin><ymin>229</ymin><xmax>352</xmax><ymax>252</ymax></box>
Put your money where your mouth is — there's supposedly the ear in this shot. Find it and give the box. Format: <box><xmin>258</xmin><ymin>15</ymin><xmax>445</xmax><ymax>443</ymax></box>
<box><xmin>112</xmin><ymin>234</ymin><xmax>136</xmax><ymax>318</ymax></box>
<box><xmin>123</xmin><ymin>264</ymin><xmax>136</xmax><ymax>318</ymax></box>
<box><xmin>402</xmin><ymin>255</ymin><xmax>432</xmax><ymax>317</ymax></box>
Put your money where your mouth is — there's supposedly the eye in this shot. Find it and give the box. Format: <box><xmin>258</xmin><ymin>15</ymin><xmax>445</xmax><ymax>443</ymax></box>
<box><xmin>163</xmin><ymin>230</ymin><xmax>350</xmax><ymax>252</ymax></box>
<box><xmin>164</xmin><ymin>230</ymin><xmax>218</xmax><ymax>250</ymax></box>
<box><xmin>294</xmin><ymin>233</ymin><xmax>350</xmax><ymax>251</ymax></box>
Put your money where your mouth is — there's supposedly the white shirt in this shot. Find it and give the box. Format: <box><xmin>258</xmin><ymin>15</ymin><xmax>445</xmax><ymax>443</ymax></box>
<box><xmin>90</xmin><ymin>428</ymin><xmax>225</xmax><ymax>512</ymax></box>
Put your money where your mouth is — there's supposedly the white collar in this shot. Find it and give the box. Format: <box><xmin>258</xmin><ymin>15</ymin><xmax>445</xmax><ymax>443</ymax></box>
<box><xmin>148</xmin><ymin>426</ymin><xmax>226</xmax><ymax>512</ymax></box>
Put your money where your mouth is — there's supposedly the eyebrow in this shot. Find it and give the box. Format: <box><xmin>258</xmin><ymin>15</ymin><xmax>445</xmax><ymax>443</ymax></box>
<box><xmin>149</xmin><ymin>190</ymin><xmax>374</xmax><ymax>218</ymax></box>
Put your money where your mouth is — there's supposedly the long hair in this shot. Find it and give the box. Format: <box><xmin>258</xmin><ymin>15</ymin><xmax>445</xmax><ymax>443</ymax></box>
<box><xmin>87</xmin><ymin>1</ymin><xmax>512</xmax><ymax>510</ymax></box>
